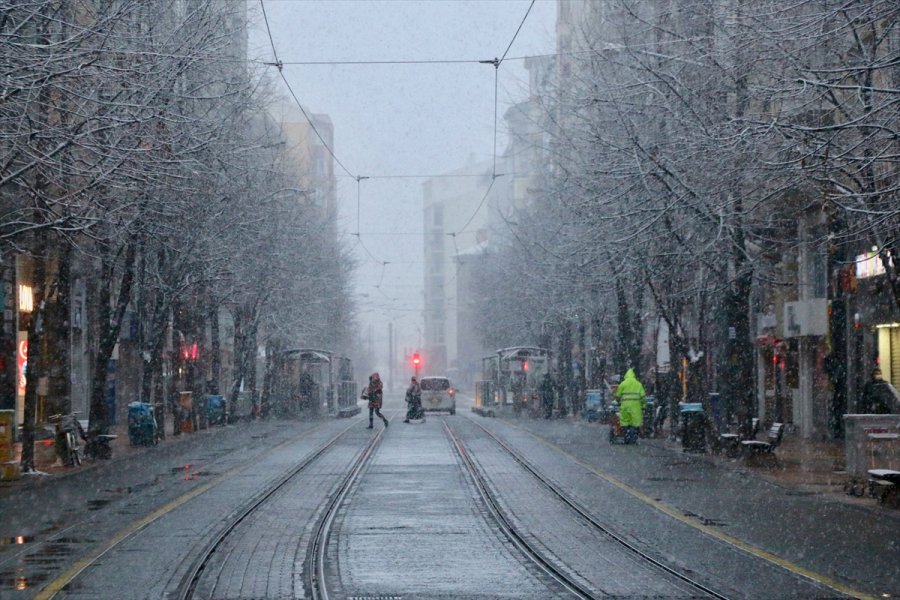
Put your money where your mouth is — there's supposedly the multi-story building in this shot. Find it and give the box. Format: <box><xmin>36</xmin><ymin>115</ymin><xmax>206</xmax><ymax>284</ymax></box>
<box><xmin>425</xmin><ymin>54</ymin><xmax>555</xmax><ymax>387</ymax></box>
<box><xmin>270</xmin><ymin>102</ymin><xmax>338</xmax><ymax>222</ymax></box>
<box><xmin>422</xmin><ymin>160</ymin><xmax>494</xmax><ymax>378</ymax></box>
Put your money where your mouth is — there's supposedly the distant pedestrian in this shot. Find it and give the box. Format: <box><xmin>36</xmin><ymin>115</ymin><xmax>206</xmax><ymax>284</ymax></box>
<box><xmin>540</xmin><ymin>372</ymin><xmax>555</xmax><ymax>419</ymax></box>
<box><xmin>299</xmin><ymin>370</ymin><xmax>316</xmax><ymax>412</ymax></box>
<box><xmin>614</xmin><ymin>368</ymin><xmax>646</xmax><ymax>444</ymax></box>
<box><xmin>859</xmin><ymin>368</ymin><xmax>900</xmax><ymax>414</ymax></box>
<box><xmin>404</xmin><ymin>376</ymin><xmax>423</xmax><ymax>423</ymax></box>
<box><xmin>363</xmin><ymin>372</ymin><xmax>389</xmax><ymax>429</ymax></box>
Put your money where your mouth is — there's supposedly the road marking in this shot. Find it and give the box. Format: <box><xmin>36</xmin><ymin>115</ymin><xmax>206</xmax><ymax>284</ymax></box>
<box><xmin>35</xmin><ymin>419</ymin><xmax>356</xmax><ymax>599</ymax></box>
<box><xmin>506</xmin><ymin>422</ymin><xmax>876</xmax><ymax>600</ymax></box>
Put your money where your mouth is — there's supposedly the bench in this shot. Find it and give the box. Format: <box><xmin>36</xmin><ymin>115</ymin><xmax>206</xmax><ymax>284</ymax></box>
<box><xmin>741</xmin><ymin>422</ymin><xmax>784</xmax><ymax>461</ymax></box>
<box><xmin>866</xmin><ymin>469</ymin><xmax>900</xmax><ymax>507</ymax></box>
<box><xmin>715</xmin><ymin>417</ymin><xmax>759</xmax><ymax>457</ymax></box>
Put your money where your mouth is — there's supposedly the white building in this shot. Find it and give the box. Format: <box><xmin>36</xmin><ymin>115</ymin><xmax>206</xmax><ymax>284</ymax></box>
<box><xmin>422</xmin><ymin>160</ymin><xmax>495</xmax><ymax>378</ymax></box>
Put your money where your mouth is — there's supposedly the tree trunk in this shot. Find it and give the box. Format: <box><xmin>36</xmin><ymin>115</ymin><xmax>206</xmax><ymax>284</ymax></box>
<box><xmin>614</xmin><ymin>276</ymin><xmax>641</xmax><ymax>377</ymax></box>
<box><xmin>88</xmin><ymin>243</ymin><xmax>136</xmax><ymax>436</ymax></box>
<box><xmin>209</xmin><ymin>304</ymin><xmax>221</xmax><ymax>395</ymax></box>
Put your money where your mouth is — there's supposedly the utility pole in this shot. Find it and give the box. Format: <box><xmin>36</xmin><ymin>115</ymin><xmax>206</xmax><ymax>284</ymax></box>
<box><xmin>388</xmin><ymin>321</ymin><xmax>393</xmax><ymax>393</ymax></box>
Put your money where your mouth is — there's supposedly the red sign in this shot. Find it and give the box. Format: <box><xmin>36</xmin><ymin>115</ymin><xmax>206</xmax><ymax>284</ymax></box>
<box><xmin>17</xmin><ymin>339</ymin><xmax>27</xmax><ymax>397</ymax></box>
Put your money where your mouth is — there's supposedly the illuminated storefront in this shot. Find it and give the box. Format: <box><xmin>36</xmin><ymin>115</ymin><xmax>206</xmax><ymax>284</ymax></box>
<box><xmin>876</xmin><ymin>323</ymin><xmax>900</xmax><ymax>388</ymax></box>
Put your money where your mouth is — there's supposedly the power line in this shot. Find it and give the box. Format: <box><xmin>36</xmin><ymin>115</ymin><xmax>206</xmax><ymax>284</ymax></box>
<box><xmin>259</xmin><ymin>0</ymin><xmax>357</xmax><ymax>179</ymax></box>
<box><xmin>452</xmin><ymin>0</ymin><xmax>531</xmax><ymax>238</ymax></box>
<box><xmin>499</xmin><ymin>0</ymin><xmax>536</xmax><ymax>66</ymax></box>
<box><xmin>458</xmin><ymin>174</ymin><xmax>500</xmax><ymax>236</ymax></box>
<box><xmin>337</xmin><ymin>173</ymin><xmax>490</xmax><ymax>180</ymax></box>
<box><xmin>268</xmin><ymin>58</ymin><xmax>484</xmax><ymax>66</ymax></box>
<box><xmin>260</xmin><ymin>0</ymin><xmax>536</xmax><ymax>278</ymax></box>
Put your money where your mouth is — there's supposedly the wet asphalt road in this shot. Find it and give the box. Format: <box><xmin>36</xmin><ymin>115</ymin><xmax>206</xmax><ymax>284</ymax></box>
<box><xmin>0</xmin><ymin>393</ymin><xmax>897</xmax><ymax>599</ymax></box>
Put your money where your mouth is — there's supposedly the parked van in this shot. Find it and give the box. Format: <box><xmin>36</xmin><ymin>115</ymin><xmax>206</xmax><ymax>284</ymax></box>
<box><xmin>419</xmin><ymin>376</ymin><xmax>455</xmax><ymax>414</ymax></box>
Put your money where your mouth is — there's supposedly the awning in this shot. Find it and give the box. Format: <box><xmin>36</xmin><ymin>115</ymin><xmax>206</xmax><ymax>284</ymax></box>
<box><xmin>498</xmin><ymin>347</ymin><xmax>548</xmax><ymax>361</ymax></box>
<box><xmin>283</xmin><ymin>348</ymin><xmax>332</xmax><ymax>363</ymax></box>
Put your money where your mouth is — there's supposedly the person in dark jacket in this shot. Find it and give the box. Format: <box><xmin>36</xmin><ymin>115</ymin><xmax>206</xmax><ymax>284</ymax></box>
<box><xmin>859</xmin><ymin>368</ymin><xmax>900</xmax><ymax>414</ymax></box>
<box><xmin>363</xmin><ymin>372</ymin><xmax>389</xmax><ymax>429</ymax></box>
<box><xmin>404</xmin><ymin>376</ymin><xmax>423</xmax><ymax>423</ymax></box>
<box><xmin>540</xmin><ymin>373</ymin><xmax>555</xmax><ymax>419</ymax></box>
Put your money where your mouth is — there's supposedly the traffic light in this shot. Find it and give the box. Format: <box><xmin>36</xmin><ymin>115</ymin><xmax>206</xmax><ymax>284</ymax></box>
<box><xmin>412</xmin><ymin>353</ymin><xmax>421</xmax><ymax>367</ymax></box>
<box><xmin>181</xmin><ymin>342</ymin><xmax>199</xmax><ymax>361</ymax></box>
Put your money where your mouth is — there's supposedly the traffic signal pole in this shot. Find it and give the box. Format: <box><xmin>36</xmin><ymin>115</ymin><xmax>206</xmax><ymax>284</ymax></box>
<box><xmin>388</xmin><ymin>322</ymin><xmax>393</xmax><ymax>392</ymax></box>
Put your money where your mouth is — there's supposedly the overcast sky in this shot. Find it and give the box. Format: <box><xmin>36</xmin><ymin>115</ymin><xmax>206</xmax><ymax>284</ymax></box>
<box><xmin>247</xmin><ymin>0</ymin><xmax>557</xmax><ymax>364</ymax></box>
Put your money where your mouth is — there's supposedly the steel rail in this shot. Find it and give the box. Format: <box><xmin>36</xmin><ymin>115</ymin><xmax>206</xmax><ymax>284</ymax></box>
<box><xmin>443</xmin><ymin>421</ymin><xmax>595</xmax><ymax>599</ymax></box>
<box><xmin>307</xmin><ymin>419</ymin><xmax>387</xmax><ymax>600</ymax></box>
<box><xmin>34</xmin><ymin>420</ymin><xmax>343</xmax><ymax>600</ymax></box>
<box><xmin>176</xmin><ymin>419</ymin><xmax>362</xmax><ymax>600</ymax></box>
<box><xmin>468</xmin><ymin>418</ymin><xmax>731</xmax><ymax>600</ymax></box>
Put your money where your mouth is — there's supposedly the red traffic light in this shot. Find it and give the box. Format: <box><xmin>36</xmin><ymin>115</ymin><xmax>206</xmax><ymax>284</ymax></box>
<box><xmin>412</xmin><ymin>353</ymin><xmax>421</xmax><ymax>366</ymax></box>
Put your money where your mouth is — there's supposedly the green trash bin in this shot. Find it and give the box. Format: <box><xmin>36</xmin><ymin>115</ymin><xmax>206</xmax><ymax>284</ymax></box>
<box><xmin>680</xmin><ymin>402</ymin><xmax>708</xmax><ymax>453</ymax></box>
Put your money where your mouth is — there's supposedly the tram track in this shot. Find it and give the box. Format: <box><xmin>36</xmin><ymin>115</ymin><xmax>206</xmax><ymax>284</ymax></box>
<box><xmin>443</xmin><ymin>421</ymin><xmax>595</xmax><ymax>599</ymax></box>
<box><xmin>305</xmin><ymin>419</ymin><xmax>385</xmax><ymax>600</ymax></box>
<box><xmin>174</xmin><ymin>418</ymin><xmax>386</xmax><ymax>600</ymax></box>
<box><xmin>30</xmin><ymin>419</ymin><xmax>356</xmax><ymax>600</ymax></box>
<box><xmin>449</xmin><ymin>417</ymin><xmax>732</xmax><ymax>600</ymax></box>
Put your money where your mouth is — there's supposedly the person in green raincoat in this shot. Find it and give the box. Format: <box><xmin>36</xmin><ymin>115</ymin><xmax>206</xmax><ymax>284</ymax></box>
<box><xmin>614</xmin><ymin>368</ymin><xmax>645</xmax><ymax>444</ymax></box>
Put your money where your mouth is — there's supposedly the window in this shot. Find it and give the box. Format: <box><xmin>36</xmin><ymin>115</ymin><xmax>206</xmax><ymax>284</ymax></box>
<box><xmin>433</xmin><ymin>205</ymin><xmax>444</xmax><ymax>228</ymax></box>
<box><xmin>856</xmin><ymin>249</ymin><xmax>891</xmax><ymax>279</ymax></box>
<box><xmin>812</xmin><ymin>249</ymin><xmax>827</xmax><ymax>298</ymax></box>
<box><xmin>420</xmin><ymin>377</ymin><xmax>450</xmax><ymax>391</ymax></box>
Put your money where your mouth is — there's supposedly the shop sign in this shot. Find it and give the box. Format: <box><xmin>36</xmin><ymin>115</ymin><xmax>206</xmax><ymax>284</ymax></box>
<box><xmin>17</xmin><ymin>336</ymin><xmax>27</xmax><ymax>398</ymax></box>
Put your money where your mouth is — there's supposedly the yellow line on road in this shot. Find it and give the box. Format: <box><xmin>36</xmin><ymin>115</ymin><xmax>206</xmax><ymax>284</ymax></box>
<box><xmin>35</xmin><ymin>419</ymin><xmax>357</xmax><ymax>599</ymax></box>
<box><xmin>509</xmin><ymin>423</ymin><xmax>875</xmax><ymax>600</ymax></box>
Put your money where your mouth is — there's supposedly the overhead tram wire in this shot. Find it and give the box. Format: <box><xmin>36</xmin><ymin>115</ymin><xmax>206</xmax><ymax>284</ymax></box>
<box><xmin>261</xmin><ymin>0</ymin><xmax>401</xmax><ymax>286</ymax></box>
<box><xmin>337</xmin><ymin>173</ymin><xmax>490</xmax><ymax>180</ymax></box>
<box><xmin>260</xmin><ymin>0</ymin><xmax>535</xmax><ymax>301</ymax></box>
<box><xmin>111</xmin><ymin>34</ymin><xmax>701</xmax><ymax>69</ymax></box>
<box><xmin>454</xmin><ymin>0</ymin><xmax>533</xmax><ymax>237</ymax></box>
<box><xmin>260</xmin><ymin>1</ymin><xmax>355</xmax><ymax>180</ymax></box>
<box><xmin>444</xmin><ymin>0</ymin><xmax>534</xmax><ymax>293</ymax></box>
<box><xmin>270</xmin><ymin>58</ymin><xmax>484</xmax><ymax>66</ymax></box>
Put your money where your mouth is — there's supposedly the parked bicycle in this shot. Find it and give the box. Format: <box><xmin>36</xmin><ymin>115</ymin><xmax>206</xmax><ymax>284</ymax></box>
<box><xmin>48</xmin><ymin>412</ymin><xmax>86</xmax><ymax>467</ymax></box>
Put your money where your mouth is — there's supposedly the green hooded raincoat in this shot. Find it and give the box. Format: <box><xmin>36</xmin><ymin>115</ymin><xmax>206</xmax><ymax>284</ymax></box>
<box><xmin>615</xmin><ymin>368</ymin><xmax>646</xmax><ymax>427</ymax></box>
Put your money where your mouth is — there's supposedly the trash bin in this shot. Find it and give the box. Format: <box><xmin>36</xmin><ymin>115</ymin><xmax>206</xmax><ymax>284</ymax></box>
<box><xmin>205</xmin><ymin>395</ymin><xmax>226</xmax><ymax>426</ymax></box>
<box><xmin>680</xmin><ymin>402</ymin><xmax>708</xmax><ymax>453</ymax></box>
<box><xmin>584</xmin><ymin>389</ymin><xmax>603</xmax><ymax>422</ymax></box>
<box><xmin>128</xmin><ymin>402</ymin><xmax>158</xmax><ymax>446</ymax></box>
<box><xmin>641</xmin><ymin>396</ymin><xmax>656</xmax><ymax>437</ymax></box>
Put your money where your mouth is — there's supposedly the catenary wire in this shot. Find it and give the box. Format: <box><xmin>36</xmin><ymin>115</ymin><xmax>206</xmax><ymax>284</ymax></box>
<box><xmin>259</xmin><ymin>0</ymin><xmax>536</xmax><ymax>311</ymax></box>
<box><xmin>453</xmin><ymin>0</ymin><xmax>531</xmax><ymax>237</ymax></box>
<box><xmin>260</xmin><ymin>0</ymin><xmax>357</xmax><ymax>180</ymax></box>
<box><xmin>499</xmin><ymin>0</ymin><xmax>536</xmax><ymax>65</ymax></box>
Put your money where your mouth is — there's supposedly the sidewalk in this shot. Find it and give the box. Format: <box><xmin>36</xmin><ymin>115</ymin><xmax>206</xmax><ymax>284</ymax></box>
<box><xmin>648</xmin><ymin>427</ymin><xmax>885</xmax><ymax>509</ymax></box>
<box><xmin>8</xmin><ymin>413</ymin><xmax>202</xmax><ymax>479</ymax></box>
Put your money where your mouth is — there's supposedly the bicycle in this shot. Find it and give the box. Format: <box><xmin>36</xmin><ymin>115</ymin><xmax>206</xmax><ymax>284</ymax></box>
<box><xmin>48</xmin><ymin>412</ymin><xmax>86</xmax><ymax>467</ymax></box>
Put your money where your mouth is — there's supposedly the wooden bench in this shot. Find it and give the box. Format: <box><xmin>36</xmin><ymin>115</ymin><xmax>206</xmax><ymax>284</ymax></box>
<box><xmin>716</xmin><ymin>417</ymin><xmax>759</xmax><ymax>457</ymax></box>
<box><xmin>867</xmin><ymin>469</ymin><xmax>900</xmax><ymax>507</ymax></box>
<box><xmin>741</xmin><ymin>422</ymin><xmax>784</xmax><ymax>461</ymax></box>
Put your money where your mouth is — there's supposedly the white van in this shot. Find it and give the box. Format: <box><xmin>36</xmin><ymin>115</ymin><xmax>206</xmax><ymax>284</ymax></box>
<box><xmin>419</xmin><ymin>376</ymin><xmax>455</xmax><ymax>414</ymax></box>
